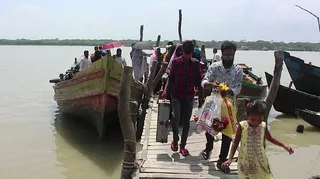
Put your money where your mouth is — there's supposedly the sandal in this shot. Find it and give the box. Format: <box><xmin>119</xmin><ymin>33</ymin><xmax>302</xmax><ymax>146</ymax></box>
<box><xmin>217</xmin><ymin>160</ymin><xmax>231</xmax><ymax>174</ymax></box>
<box><xmin>201</xmin><ymin>150</ymin><xmax>211</xmax><ymax>160</ymax></box>
<box><xmin>179</xmin><ymin>147</ymin><xmax>190</xmax><ymax>157</ymax></box>
<box><xmin>171</xmin><ymin>141</ymin><xmax>178</xmax><ymax>152</ymax></box>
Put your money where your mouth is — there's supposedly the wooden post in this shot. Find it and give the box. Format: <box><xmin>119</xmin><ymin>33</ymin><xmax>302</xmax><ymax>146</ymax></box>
<box><xmin>236</xmin><ymin>99</ymin><xmax>247</xmax><ymax>122</ymax></box>
<box><xmin>153</xmin><ymin>62</ymin><xmax>168</xmax><ymax>87</ymax></box>
<box><xmin>264</xmin><ymin>50</ymin><xmax>284</xmax><ymax>122</ymax></box>
<box><xmin>295</xmin><ymin>5</ymin><xmax>320</xmax><ymax>33</ymax></box>
<box><xmin>130</xmin><ymin>101</ymin><xmax>139</xmax><ymax>133</ymax></box>
<box><xmin>139</xmin><ymin>25</ymin><xmax>144</xmax><ymax>42</ymax></box>
<box><xmin>156</xmin><ymin>35</ymin><xmax>161</xmax><ymax>47</ymax></box>
<box><xmin>118</xmin><ymin>66</ymin><xmax>136</xmax><ymax>179</ymax></box>
<box><xmin>136</xmin><ymin>60</ymin><xmax>158</xmax><ymax>140</ymax></box>
<box><xmin>178</xmin><ymin>9</ymin><xmax>183</xmax><ymax>42</ymax></box>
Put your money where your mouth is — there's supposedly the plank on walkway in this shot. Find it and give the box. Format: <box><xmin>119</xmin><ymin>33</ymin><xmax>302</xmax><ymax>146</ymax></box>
<box><xmin>138</xmin><ymin>97</ymin><xmax>238</xmax><ymax>179</ymax></box>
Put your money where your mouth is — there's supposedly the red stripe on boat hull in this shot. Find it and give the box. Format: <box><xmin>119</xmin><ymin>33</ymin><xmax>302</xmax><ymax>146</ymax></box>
<box><xmin>56</xmin><ymin>92</ymin><xmax>118</xmax><ymax>114</ymax></box>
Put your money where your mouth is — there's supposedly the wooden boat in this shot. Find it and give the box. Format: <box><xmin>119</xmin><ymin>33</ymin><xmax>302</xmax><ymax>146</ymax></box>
<box><xmin>296</xmin><ymin>109</ymin><xmax>320</xmax><ymax>129</ymax></box>
<box><xmin>265</xmin><ymin>72</ymin><xmax>320</xmax><ymax>115</ymax></box>
<box><xmin>237</xmin><ymin>63</ymin><xmax>267</xmax><ymax>100</ymax></box>
<box><xmin>199</xmin><ymin>63</ymin><xmax>267</xmax><ymax>100</ymax></box>
<box><xmin>283</xmin><ymin>51</ymin><xmax>320</xmax><ymax>96</ymax></box>
<box><xmin>50</xmin><ymin>54</ymin><xmax>145</xmax><ymax>139</ymax></box>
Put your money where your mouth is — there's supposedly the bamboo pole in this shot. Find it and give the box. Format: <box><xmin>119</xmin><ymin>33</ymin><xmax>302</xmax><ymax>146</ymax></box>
<box><xmin>136</xmin><ymin>61</ymin><xmax>158</xmax><ymax>140</ymax></box>
<box><xmin>295</xmin><ymin>5</ymin><xmax>320</xmax><ymax>33</ymax></box>
<box><xmin>139</xmin><ymin>25</ymin><xmax>144</xmax><ymax>42</ymax></box>
<box><xmin>264</xmin><ymin>50</ymin><xmax>284</xmax><ymax>122</ymax></box>
<box><xmin>178</xmin><ymin>9</ymin><xmax>183</xmax><ymax>42</ymax></box>
<box><xmin>156</xmin><ymin>35</ymin><xmax>161</xmax><ymax>47</ymax></box>
<box><xmin>118</xmin><ymin>66</ymin><xmax>136</xmax><ymax>179</ymax></box>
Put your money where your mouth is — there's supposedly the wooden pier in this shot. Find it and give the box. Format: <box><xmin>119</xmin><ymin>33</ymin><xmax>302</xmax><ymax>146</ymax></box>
<box><xmin>137</xmin><ymin>97</ymin><xmax>238</xmax><ymax>179</ymax></box>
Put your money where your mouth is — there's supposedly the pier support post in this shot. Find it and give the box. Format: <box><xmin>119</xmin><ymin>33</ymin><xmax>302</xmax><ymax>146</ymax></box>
<box><xmin>156</xmin><ymin>35</ymin><xmax>161</xmax><ymax>47</ymax></box>
<box><xmin>264</xmin><ymin>50</ymin><xmax>284</xmax><ymax>122</ymax></box>
<box><xmin>130</xmin><ymin>101</ymin><xmax>139</xmax><ymax>133</ymax></box>
<box><xmin>236</xmin><ymin>99</ymin><xmax>247</xmax><ymax>122</ymax></box>
<box><xmin>139</xmin><ymin>25</ymin><xmax>144</xmax><ymax>42</ymax></box>
<box><xmin>118</xmin><ymin>66</ymin><xmax>136</xmax><ymax>179</ymax></box>
<box><xmin>178</xmin><ymin>9</ymin><xmax>182</xmax><ymax>42</ymax></box>
<box><xmin>136</xmin><ymin>61</ymin><xmax>158</xmax><ymax>140</ymax></box>
<box><xmin>153</xmin><ymin>62</ymin><xmax>168</xmax><ymax>87</ymax></box>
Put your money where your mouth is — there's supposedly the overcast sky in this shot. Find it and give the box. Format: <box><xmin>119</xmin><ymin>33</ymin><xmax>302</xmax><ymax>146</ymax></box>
<box><xmin>1</xmin><ymin>0</ymin><xmax>320</xmax><ymax>42</ymax></box>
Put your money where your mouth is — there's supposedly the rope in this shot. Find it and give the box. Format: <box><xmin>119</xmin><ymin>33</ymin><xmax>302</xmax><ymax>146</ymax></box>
<box><xmin>124</xmin><ymin>139</ymin><xmax>136</xmax><ymax>143</ymax></box>
<box><xmin>121</xmin><ymin>140</ymin><xmax>139</xmax><ymax>178</ymax></box>
<box><xmin>124</xmin><ymin>150</ymin><xmax>136</xmax><ymax>154</ymax></box>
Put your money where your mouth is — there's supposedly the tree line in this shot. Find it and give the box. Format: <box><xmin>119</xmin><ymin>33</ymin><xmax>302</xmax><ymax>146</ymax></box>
<box><xmin>0</xmin><ymin>39</ymin><xmax>319</xmax><ymax>51</ymax></box>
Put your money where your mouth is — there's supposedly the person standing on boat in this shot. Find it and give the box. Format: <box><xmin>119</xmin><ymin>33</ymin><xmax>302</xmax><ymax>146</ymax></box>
<box><xmin>132</xmin><ymin>49</ymin><xmax>150</xmax><ymax>82</ymax></box>
<box><xmin>200</xmin><ymin>41</ymin><xmax>243</xmax><ymax>173</ymax></box>
<box><xmin>162</xmin><ymin>42</ymin><xmax>174</xmax><ymax>63</ymax></box>
<box><xmin>114</xmin><ymin>48</ymin><xmax>127</xmax><ymax>67</ymax></box>
<box><xmin>213</xmin><ymin>48</ymin><xmax>221</xmax><ymax>63</ymax></box>
<box><xmin>91</xmin><ymin>46</ymin><xmax>101</xmax><ymax>63</ymax></box>
<box><xmin>130</xmin><ymin>43</ymin><xmax>136</xmax><ymax>61</ymax></box>
<box><xmin>192</xmin><ymin>40</ymin><xmax>201</xmax><ymax>61</ymax></box>
<box><xmin>79</xmin><ymin>50</ymin><xmax>92</xmax><ymax>71</ymax></box>
<box><xmin>162</xmin><ymin>40</ymin><xmax>202</xmax><ymax>157</ymax></box>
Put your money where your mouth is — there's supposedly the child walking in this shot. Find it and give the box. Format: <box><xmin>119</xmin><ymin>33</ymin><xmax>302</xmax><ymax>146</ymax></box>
<box><xmin>222</xmin><ymin>100</ymin><xmax>294</xmax><ymax>179</ymax></box>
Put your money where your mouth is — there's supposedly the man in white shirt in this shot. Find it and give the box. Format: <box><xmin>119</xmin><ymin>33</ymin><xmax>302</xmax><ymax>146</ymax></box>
<box><xmin>201</xmin><ymin>41</ymin><xmax>243</xmax><ymax>173</ymax></box>
<box><xmin>114</xmin><ymin>48</ymin><xmax>127</xmax><ymax>67</ymax></box>
<box><xmin>79</xmin><ymin>50</ymin><xmax>92</xmax><ymax>71</ymax></box>
<box><xmin>213</xmin><ymin>48</ymin><xmax>221</xmax><ymax>63</ymax></box>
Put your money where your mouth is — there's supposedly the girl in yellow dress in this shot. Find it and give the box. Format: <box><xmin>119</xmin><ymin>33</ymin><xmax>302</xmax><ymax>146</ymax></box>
<box><xmin>222</xmin><ymin>100</ymin><xmax>294</xmax><ymax>179</ymax></box>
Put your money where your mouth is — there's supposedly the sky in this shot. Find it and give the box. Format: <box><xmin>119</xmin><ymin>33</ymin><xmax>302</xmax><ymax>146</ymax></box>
<box><xmin>0</xmin><ymin>0</ymin><xmax>320</xmax><ymax>42</ymax></box>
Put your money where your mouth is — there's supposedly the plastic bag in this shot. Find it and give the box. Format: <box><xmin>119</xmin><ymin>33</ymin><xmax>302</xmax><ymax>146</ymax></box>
<box><xmin>196</xmin><ymin>92</ymin><xmax>222</xmax><ymax>136</ymax></box>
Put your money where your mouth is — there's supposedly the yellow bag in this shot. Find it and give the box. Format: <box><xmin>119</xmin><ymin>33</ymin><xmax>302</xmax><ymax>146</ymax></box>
<box><xmin>220</xmin><ymin>97</ymin><xmax>237</xmax><ymax>138</ymax></box>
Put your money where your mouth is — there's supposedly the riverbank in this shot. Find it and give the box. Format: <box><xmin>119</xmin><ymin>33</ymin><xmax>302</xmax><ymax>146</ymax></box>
<box><xmin>1</xmin><ymin>39</ymin><xmax>320</xmax><ymax>51</ymax></box>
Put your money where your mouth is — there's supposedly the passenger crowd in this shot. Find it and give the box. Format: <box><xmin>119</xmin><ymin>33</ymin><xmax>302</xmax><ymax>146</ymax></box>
<box><xmin>72</xmin><ymin>40</ymin><xmax>294</xmax><ymax>178</ymax></box>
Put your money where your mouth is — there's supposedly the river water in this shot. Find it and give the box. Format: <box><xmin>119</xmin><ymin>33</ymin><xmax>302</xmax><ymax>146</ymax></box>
<box><xmin>0</xmin><ymin>46</ymin><xmax>319</xmax><ymax>179</ymax></box>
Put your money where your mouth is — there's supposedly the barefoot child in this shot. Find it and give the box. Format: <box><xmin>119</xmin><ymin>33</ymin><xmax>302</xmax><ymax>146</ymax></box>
<box><xmin>222</xmin><ymin>100</ymin><xmax>294</xmax><ymax>179</ymax></box>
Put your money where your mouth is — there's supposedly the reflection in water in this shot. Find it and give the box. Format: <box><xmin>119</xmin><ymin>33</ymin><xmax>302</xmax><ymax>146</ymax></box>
<box><xmin>267</xmin><ymin>114</ymin><xmax>320</xmax><ymax>178</ymax></box>
<box><xmin>53</xmin><ymin>111</ymin><xmax>138</xmax><ymax>179</ymax></box>
<box><xmin>270</xmin><ymin>114</ymin><xmax>320</xmax><ymax>147</ymax></box>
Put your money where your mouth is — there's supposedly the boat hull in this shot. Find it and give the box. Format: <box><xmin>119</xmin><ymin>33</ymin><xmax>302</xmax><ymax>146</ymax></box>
<box><xmin>52</xmin><ymin>55</ymin><xmax>145</xmax><ymax>139</ymax></box>
<box><xmin>265</xmin><ymin>72</ymin><xmax>320</xmax><ymax>115</ymax></box>
<box><xmin>297</xmin><ymin>109</ymin><xmax>320</xmax><ymax>129</ymax></box>
<box><xmin>238</xmin><ymin>80</ymin><xmax>267</xmax><ymax>100</ymax></box>
<box><xmin>283</xmin><ymin>51</ymin><xmax>320</xmax><ymax>96</ymax></box>
<box><xmin>238</xmin><ymin>64</ymin><xmax>267</xmax><ymax>100</ymax></box>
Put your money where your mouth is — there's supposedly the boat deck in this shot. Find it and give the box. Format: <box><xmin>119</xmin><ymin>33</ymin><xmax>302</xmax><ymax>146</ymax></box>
<box><xmin>137</xmin><ymin>97</ymin><xmax>238</xmax><ymax>179</ymax></box>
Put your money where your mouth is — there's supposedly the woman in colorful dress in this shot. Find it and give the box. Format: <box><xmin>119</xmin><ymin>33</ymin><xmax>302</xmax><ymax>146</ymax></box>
<box><xmin>222</xmin><ymin>100</ymin><xmax>294</xmax><ymax>179</ymax></box>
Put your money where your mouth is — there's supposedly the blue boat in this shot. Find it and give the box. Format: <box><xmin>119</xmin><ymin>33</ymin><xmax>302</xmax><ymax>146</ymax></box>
<box><xmin>283</xmin><ymin>51</ymin><xmax>320</xmax><ymax>96</ymax></box>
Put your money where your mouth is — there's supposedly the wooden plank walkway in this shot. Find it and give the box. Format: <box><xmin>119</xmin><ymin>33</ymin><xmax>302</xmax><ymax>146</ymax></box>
<box><xmin>137</xmin><ymin>97</ymin><xmax>238</xmax><ymax>179</ymax></box>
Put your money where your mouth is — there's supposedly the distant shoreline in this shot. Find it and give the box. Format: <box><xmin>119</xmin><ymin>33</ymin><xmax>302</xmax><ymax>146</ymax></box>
<box><xmin>1</xmin><ymin>39</ymin><xmax>320</xmax><ymax>51</ymax></box>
